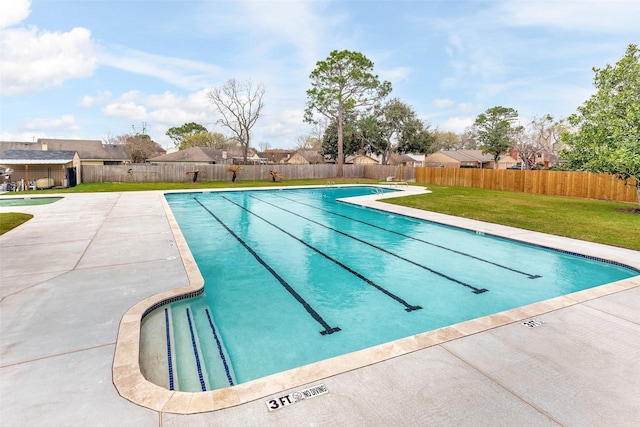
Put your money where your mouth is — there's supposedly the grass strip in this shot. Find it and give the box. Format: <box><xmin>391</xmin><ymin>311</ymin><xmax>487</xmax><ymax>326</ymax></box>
<box><xmin>383</xmin><ymin>185</ymin><xmax>640</xmax><ymax>250</ymax></box>
<box><xmin>0</xmin><ymin>213</ymin><xmax>34</xmax><ymax>235</ymax></box>
<box><xmin>6</xmin><ymin>179</ymin><xmax>378</xmax><ymax>193</ymax></box>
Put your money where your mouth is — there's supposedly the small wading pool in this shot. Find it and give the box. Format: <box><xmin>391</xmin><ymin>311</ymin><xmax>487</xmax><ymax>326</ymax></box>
<box><xmin>140</xmin><ymin>186</ymin><xmax>639</xmax><ymax>393</ymax></box>
<box><xmin>0</xmin><ymin>196</ymin><xmax>62</xmax><ymax>207</ymax></box>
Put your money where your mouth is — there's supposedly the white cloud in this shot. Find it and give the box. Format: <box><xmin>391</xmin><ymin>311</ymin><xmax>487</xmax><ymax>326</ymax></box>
<box><xmin>457</xmin><ymin>103</ymin><xmax>475</xmax><ymax>113</ymax></box>
<box><xmin>22</xmin><ymin>114</ymin><xmax>80</xmax><ymax>132</ymax></box>
<box><xmin>498</xmin><ymin>1</ymin><xmax>640</xmax><ymax>33</ymax></box>
<box><xmin>258</xmin><ymin>108</ymin><xmax>306</xmax><ymax>143</ymax></box>
<box><xmin>0</xmin><ymin>0</ymin><xmax>30</xmax><ymax>28</ymax></box>
<box><xmin>379</xmin><ymin>67</ymin><xmax>412</xmax><ymax>84</ymax></box>
<box><xmin>103</xmin><ymin>102</ymin><xmax>148</xmax><ymax>123</ymax></box>
<box><xmin>239</xmin><ymin>0</ymin><xmax>328</xmax><ymax>67</ymax></box>
<box><xmin>99</xmin><ymin>89</ymin><xmax>216</xmax><ymax>146</ymax></box>
<box><xmin>433</xmin><ymin>98</ymin><xmax>455</xmax><ymax>108</ymax></box>
<box><xmin>97</xmin><ymin>46</ymin><xmax>224</xmax><ymax>91</ymax></box>
<box><xmin>438</xmin><ymin>116</ymin><xmax>475</xmax><ymax>133</ymax></box>
<box><xmin>0</xmin><ymin>26</ymin><xmax>97</xmax><ymax>96</ymax></box>
<box><xmin>194</xmin><ymin>0</ymin><xmax>344</xmax><ymax>77</ymax></box>
<box><xmin>80</xmin><ymin>90</ymin><xmax>113</xmax><ymax>108</ymax></box>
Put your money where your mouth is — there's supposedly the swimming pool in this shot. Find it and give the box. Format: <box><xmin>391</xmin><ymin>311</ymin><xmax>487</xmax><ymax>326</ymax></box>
<box><xmin>141</xmin><ymin>186</ymin><xmax>638</xmax><ymax>393</ymax></box>
<box><xmin>0</xmin><ymin>196</ymin><xmax>62</xmax><ymax>206</ymax></box>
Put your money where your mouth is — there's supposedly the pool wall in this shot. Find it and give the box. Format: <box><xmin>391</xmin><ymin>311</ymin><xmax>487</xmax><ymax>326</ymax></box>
<box><xmin>112</xmin><ymin>184</ymin><xmax>640</xmax><ymax>414</ymax></box>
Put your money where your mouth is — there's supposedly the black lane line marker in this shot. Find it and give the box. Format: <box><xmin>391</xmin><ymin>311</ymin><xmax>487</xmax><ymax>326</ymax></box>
<box><xmin>194</xmin><ymin>198</ymin><xmax>340</xmax><ymax>335</ymax></box>
<box><xmin>164</xmin><ymin>308</ymin><xmax>175</xmax><ymax>391</ymax></box>
<box><xmin>221</xmin><ymin>196</ymin><xmax>422</xmax><ymax>312</ymax></box>
<box><xmin>277</xmin><ymin>193</ymin><xmax>541</xmax><ymax>280</ymax></box>
<box><xmin>186</xmin><ymin>307</ymin><xmax>207</xmax><ymax>391</ymax></box>
<box><xmin>205</xmin><ymin>309</ymin><xmax>234</xmax><ymax>387</ymax></box>
<box><xmin>249</xmin><ymin>194</ymin><xmax>488</xmax><ymax>294</ymax></box>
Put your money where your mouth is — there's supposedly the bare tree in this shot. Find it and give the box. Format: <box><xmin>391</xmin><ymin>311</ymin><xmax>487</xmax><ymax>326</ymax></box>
<box><xmin>309</xmin><ymin>117</ymin><xmax>329</xmax><ymax>142</ymax></box>
<box><xmin>458</xmin><ymin>127</ymin><xmax>478</xmax><ymax>149</ymax></box>
<box><xmin>125</xmin><ymin>134</ymin><xmax>162</xmax><ymax>163</ymax></box>
<box><xmin>294</xmin><ymin>135</ymin><xmax>322</xmax><ymax>151</ymax></box>
<box><xmin>530</xmin><ymin>115</ymin><xmax>566</xmax><ymax>167</ymax></box>
<box><xmin>258</xmin><ymin>141</ymin><xmax>271</xmax><ymax>152</ymax></box>
<box><xmin>513</xmin><ymin>126</ymin><xmax>539</xmax><ymax>169</ymax></box>
<box><xmin>514</xmin><ymin>115</ymin><xmax>567</xmax><ymax>169</ymax></box>
<box><xmin>207</xmin><ymin>79</ymin><xmax>265</xmax><ymax>164</ymax></box>
<box><xmin>105</xmin><ymin>123</ymin><xmax>162</xmax><ymax>163</ymax></box>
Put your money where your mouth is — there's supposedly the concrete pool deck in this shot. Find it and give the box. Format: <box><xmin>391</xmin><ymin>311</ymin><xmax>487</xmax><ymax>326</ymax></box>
<box><xmin>1</xmin><ymin>188</ymin><xmax>639</xmax><ymax>426</ymax></box>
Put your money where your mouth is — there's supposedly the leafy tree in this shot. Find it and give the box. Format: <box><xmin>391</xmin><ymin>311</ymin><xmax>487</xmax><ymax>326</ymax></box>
<box><xmin>207</xmin><ymin>79</ymin><xmax>265</xmax><ymax>164</ymax></box>
<box><xmin>561</xmin><ymin>44</ymin><xmax>640</xmax><ymax>205</ymax></box>
<box><xmin>396</xmin><ymin>121</ymin><xmax>435</xmax><ymax>156</ymax></box>
<box><xmin>367</xmin><ymin>98</ymin><xmax>432</xmax><ymax>165</ymax></box>
<box><xmin>433</xmin><ymin>131</ymin><xmax>461</xmax><ymax>151</ymax></box>
<box><xmin>305</xmin><ymin>50</ymin><xmax>391</xmax><ymax>176</ymax></box>
<box><xmin>179</xmin><ymin>131</ymin><xmax>227</xmax><ymax>150</ymax></box>
<box><xmin>166</xmin><ymin>122</ymin><xmax>208</xmax><ymax>148</ymax></box>
<box><xmin>472</xmin><ymin>106</ymin><xmax>520</xmax><ymax>168</ymax></box>
<box><xmin>354</xmin><ymin>113</ymin><xmax>385</xmax><ymax>158</ymax></box>
<box><xmin>320</xmin><ymin>116</ymin><xmax>362</xmax><ymax>162</ymax></box>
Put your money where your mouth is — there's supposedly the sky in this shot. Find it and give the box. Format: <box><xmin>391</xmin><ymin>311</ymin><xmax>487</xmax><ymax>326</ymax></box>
<box><xmin>1</xmin><ymin>0</ymin><xmax>638</xmax><ymax>150</ymax></box>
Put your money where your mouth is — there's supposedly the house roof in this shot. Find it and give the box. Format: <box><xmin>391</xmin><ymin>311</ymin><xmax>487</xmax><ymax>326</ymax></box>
<box><xmin>390</xmin><ymin>153</ymin><xmax>416</xmax><ymax>164</ymax></box>
<box><xmin>38</xmin><ymin>139</ymin><xmax>130</xmax><ymax>160</ymax></box>
<box><xmin>346</xmin><ymin>154</ymin><xmax>378</xmax><ymax>163</ymax></box>
<box><xmin>457</xmin><ymin>150</ymin><xmax>495</xmax><ymax>162</ymax></box>
<box><xmin>148</xmin><ymin>146</ymin><xmax>242</xmax><ymax>162</ymax></box>
<box><xmin>0</xmin><ymin>150</ymin><xmax>77</xmax><ymax>164</ymax></box>
<box><xmin>433</xmin><ymin>150</ymin><xmax>495</xmax><ymax>163</ymax></box>
<box><xmin>0</xmin><ymin>139</ymin><xmax>130</xmax><ymax>161</ymax></box>
<box><xmin>259</xmin><ymin>149</ymin><xmax>294</xmax><ymax>163</ymax></box>
<box><xmin>287</xmin><ymin>150</ymin><xmax>324</xmax><ymax>164</ymax></box>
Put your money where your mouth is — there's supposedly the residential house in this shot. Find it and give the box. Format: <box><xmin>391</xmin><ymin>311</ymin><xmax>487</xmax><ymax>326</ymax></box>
<box><xmin>38</xmin><ymin>138</ymin><xmax>131</xmax><ymax>165</ymax></box>
<box><xmin>260</xmin><ymin>149</ymin><xmax>295</xmax><ymax>164</ymax></box>
<box><xmin>0</xmin><ymin>138</ymin><xmax>134</xmax><ymax>188</ymax></box>
<box><xmin>286</xmin><ymin>150</ymin><xmax>325</xmax><ymax>165</ymax></box>
<box><xmin>423</xmin><ymin>150</ymin><xmax>499</xmax><ymax>168</ymax></box>
<box><xmin>389</xmin><ymin>153</ymin><xmax>419</xmax><ymax>167</ymax></box>
<box><xmin>346</xmin><ymin>154</ymin><xmax>379</xmax><ymax>165</ymax></box>
<box><xmin>147</xmin><ymin>146</ymin><xmax>243</xmax><ymax>165</ymax></box>
<box><xmin>0</xmin><ymin>150</ymin><xmax>80</xmax><ymax>189</ymax></box>
<box><xmin>0</xmin><ymin>139</ymin><xmax>131</xmax><ymax>166</ymax></box>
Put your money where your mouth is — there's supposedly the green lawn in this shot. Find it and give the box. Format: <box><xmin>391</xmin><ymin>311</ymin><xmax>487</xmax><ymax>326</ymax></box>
<box><xmin>9</xmin><ymin>178</ymin><xmax>378</xmax><ymax>193</ymax></box>
<box><xmin>0</xmin><ymin>212</ymin><xmax>34</xmax><ymax>235</ymax></box>
<box><xmin>383</xmin><ymin>185</ymin><xmax>640</xmax><ymax>250</ymax></box>
<box><xmin>2</xmin><ymin>181</ymin><xmax>638</xmax><ymax>250</ymax></box>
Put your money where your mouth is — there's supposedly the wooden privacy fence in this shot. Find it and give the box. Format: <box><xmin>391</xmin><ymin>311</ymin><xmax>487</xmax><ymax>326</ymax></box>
<box><xmin>80</xmin><ymin>163</ymin><xmax>636</xmax><ymax>203</ymax></box>
<box><xmin>81</xmin><ymin>163</ymin><xmax>418</xmax><ymax>183</ymax></box>
<box><xmin>415</xmin><ymin>167</ymin><xmax>638</xmax><ymax>203</ymax></box>
<box><xmin>82</xmin><ymin>163</ymin><xmax>368</xmax><ymax>183</ymax></box>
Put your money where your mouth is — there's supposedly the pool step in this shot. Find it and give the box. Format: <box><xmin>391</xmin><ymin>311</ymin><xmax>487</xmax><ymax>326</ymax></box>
<box><xmin>162</xmin><ymin>303</ymin><xmax>236</xmax><ymax>392</ymax></box>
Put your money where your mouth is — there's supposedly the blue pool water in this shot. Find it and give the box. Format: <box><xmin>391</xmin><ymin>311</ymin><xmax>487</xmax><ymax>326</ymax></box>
<box><xmin>157</xmin><ymin>186</ymin><xmax>638</xmax><ymax>392</ymax></box>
